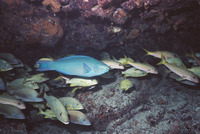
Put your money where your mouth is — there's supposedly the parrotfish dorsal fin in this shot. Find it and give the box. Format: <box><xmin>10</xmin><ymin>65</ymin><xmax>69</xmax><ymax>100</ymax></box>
<box><xmin>83</xmin><ymin>63</ymin><xmax>91</xmax><ymax>73</ymax></box>
<box><xmin>38</xmin><ymin>58</ymin><xmax>53</xmax><ymax>61</ymax></box>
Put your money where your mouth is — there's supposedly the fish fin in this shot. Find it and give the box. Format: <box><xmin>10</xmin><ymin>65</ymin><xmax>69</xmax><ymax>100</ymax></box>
<box><xmin>112</xmin><ymin>56</ymin><xmax>118</xmax><ymax>62</ymax></box>
<box><xmin>157</xmin><ymin>54</ymin><xmax>166</xmax><ymax>65</ymax></box>
<box><xmin>71</xmin><ymin>87</ymin><xmax>79</xmax><ymax>94</ymax></box>
<box><xmin>83</xmin><ymin>63</ymin><xmax>91</xmax><ymax>73</ymax></box>
<box><xmin>35</xmin><ymin>59</ymin><xmax>54</xmax><ymax>71</ymax></box>
<box><xmin>38</xmin><ymin>108</ymin><xmax>43</xmax><ymax>115</ymax></box>
<box><xmin>143</xmin><ymin>48</ymin><xmax>151</xmax><ymax>56</ymax></box>
<box><xmin>46</xmin><ymin>103</ymin><xmax>49</xmax><ymax>107</ymax></box>
<box><xmin>70</xmin><ymin>84</ymin><xmax>77</xmax><ymax>87</ymax></box>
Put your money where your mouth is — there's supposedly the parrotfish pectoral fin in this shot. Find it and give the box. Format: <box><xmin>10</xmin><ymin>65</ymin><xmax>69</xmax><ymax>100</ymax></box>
<box><xmin>35</xmin><ymin>60</ymin><xmax>54</xmax><ymax>71</ymax></box>
<box><xmin>83</xmin><ymin>63</ymin><xmax>91</xmax><ymax>73</ymax></box>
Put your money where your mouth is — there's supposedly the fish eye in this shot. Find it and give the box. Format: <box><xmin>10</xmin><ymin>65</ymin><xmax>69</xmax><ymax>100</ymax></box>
<box><xmin>18</xmin><ymin>102</ymin><xmax>21</xmax><ymax>105</ymax></box>
<box><xmin>60</xmin><ymin>113</ymin><xmax>62</xmax><ymax>116</ymax></box>
<box><xmin>76</xmin><ymin>103</ymin><xmax>79</xmax><ymax>105</ymax></box>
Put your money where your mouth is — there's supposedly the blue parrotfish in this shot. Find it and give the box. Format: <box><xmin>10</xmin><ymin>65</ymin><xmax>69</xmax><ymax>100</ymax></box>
<box><xmin>35</xmin><ymin>55</ymin><xmax>109</xmax><ymax>77</ymax></box>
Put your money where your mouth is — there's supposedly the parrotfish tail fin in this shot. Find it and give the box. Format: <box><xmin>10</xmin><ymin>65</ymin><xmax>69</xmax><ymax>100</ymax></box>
<box><xmin>35</xmin><ymin>59</ymin><xmax>54</xmax><ymax>71</ymax></box>
<box><xmin>157</xmin><ymin>54</ymin><xmax>166</xmax><ymax>65</ymax></box>
<box><xmin>143</xmin><ymin>48</ymin><xmax>151</xmax><ymax>56</ymax></box>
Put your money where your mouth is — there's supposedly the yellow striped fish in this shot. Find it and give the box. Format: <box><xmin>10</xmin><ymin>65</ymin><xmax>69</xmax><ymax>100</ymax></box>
<box><xmin>125</xmin><ymin>57</ymin><xmax>158</xmax><ymax>74</ymax></box>
<box><xmin>157</xmin><ymin>55</ymin><xmax>199</xmax><ymax>83</ymax></box>
<box><xmin>144</xmin><ymin>48</ymin><xmax>178</xmax><ymax>59</ymax></box>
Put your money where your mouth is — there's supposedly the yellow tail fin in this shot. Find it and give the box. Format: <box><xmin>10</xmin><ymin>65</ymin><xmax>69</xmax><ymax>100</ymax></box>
<box><xmin>143</xmin><ymin>48</ymin><xmax>151</xmax><ymax>56</ymax></box>
<box><xmin>157</xmin><ymin>54</ymin><xmax>166</xmax><ymax>65</ymax></box>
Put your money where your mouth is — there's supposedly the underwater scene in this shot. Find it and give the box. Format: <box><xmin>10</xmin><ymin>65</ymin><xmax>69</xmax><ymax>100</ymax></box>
<box><xmin>1</xmin><ymin>0</ymin><xmax>200</xmax><ymax>133</ymax></box>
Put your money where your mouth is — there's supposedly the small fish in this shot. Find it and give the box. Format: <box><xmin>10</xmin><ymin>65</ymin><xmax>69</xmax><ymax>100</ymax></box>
<box><xmin>59</xmin><ymin>97</ymin><xmax>84</xmax><ymax>110</ymax></box>
<box><xmin>101</xmin><ymin>59</ymin><xmax>124</xmax><ymax>70</ymax></box>
<box><xmin>119</xmin><ymin>79</ymin><xmax>133</xmax><ymax>91</ymax></box>
<box><xmin>44</xmin><ymin>94</ymin><xmax>69</xmax><ymax>124</ymax></box>
<box><xmin>60</xmin><ymin>76</ymin><xmax>98</xmax><ymax>87</ymax></box>
<box><xmin>0</xmin><ymin>104</ymin><xmax>25</xmax><ymax>119</ymax></box>
<box><xmin>0</xmin><ymin>78</ymin><xmax>6</xmax><ymax>90</ymax></box>
<box><xmin>126</xmin><ymin>58</ymin><xmax>158</xmax><ymax>74</ymax></box>
<box><xmin>68</xmin><ymin>110</ymin><xmax>91</xmax><ymax>126</ymax></box>
<box><xmin>144</xmin><ymin>48</ymin><xmax>178</xmax><ymax>59</ymax></box>
<box><xmin>157</xmin><ymin>55</ymin><xmax>199</xmax><ymax>83</ymax></box>
<box><xmin>166</xmin><ymin>57</ymin><xmax>186</xmax><ymax>67</ymax></box>
<box><xmin>0</xmin><ymin>93</ymin><xmax>26</xmax><ymax>109</ymax></box>
<box><xmin>188</xmin><ymin>67</ymin><xmax>200</xmax><ymax>77</ymax></box>
<box><xmin>122</xmin><ymin>67</ymin><xmax>148</xmax><ymax>77</ymax></box>
<box><xmin>38</xmin><ymin>108</ymin><xmax>56</xmax><ymax>119</ymax></box>
<box><xmin>9</xmin><ymin>88</ymin><xmax>43</xmax><ymax>102</ymax></box>
<box><xmin>7</xmin><ymin>78</ymin><xmax>39</xmax><ymax>91</ymax></box>
<box><xmin>186</xmin><ymin>49</ymin><xmax>200</xmax><ymax>66</ymax></box>
<box><xmin>26</xmin><ymin>73</ymin><xmax>49</xmax><ymax>83</ymax></box>
<box><xmin>0</xmin><ymin>53</ymin><xmax>21</xmax><ymax>65</ymax></box>
<box><xmin>0</xmin><ymin>59</ymin><xmax>13</xmax><ymax>71</ymax></box>
<box><xmin>35</xmin><ymin>55</ymin><xmax>109</xmax><ymax>77</ymax></box>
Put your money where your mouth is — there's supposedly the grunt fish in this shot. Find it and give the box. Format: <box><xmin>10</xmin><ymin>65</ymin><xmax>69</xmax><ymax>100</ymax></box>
<box><xmin>59</xmin><ymin>97</ymin><xmax>84</xmax><ymax>110</ymax></box>
<box><xmin>7</xmin><ymin>78</ymin><xmax>39</xmax><ymax>91</ymax></box>
<box><xmin>0</xmin><ymin>104</ymin><xmax>25</xmax><ymax>119</ymax></box>
<box><xmin>122</xmin><ymin>67</ymin><xmax>148</xmax><ymax>77</ymax></box>
<box><xmin>26</xmin><ymin>73</ymin><xmax>49</xmax><ymax>83</ymax></box>
<box><xmin>0</xmin><ymin>93</ymin><xmax>26</xmax><ymax>109</ymax></box>
<box><xmin>68</xmin><ymin>110</ymin><xmax>91</xmax><ymax>126</ymax></box>
<box><xmin>9</xmin><ymin>88</ymin><xmax>43</xmax><ymax>102</ymax></box>
<box><xmin>166</xmin><ymin>57</ymin><xmax>186</xmax><ymax>67</ymax></box>
<box><xmin>44</xmin><ymin>94</ymin><xmax>69</xmax><ymax>124</ymax></box>
<box><xmin>157</xmin><ymin>55</ymin><xmax>199</xmax><ymax>83</ymax></box>
<box><xmin>35</xmin><ymin>55</ymin><xmax>109</xmax><ymax>77</ymax></box>
<box><xmin>119</xmin><ymin>79</ymin><xmax>133</xmax><ymax>91</ymax></box>
<box><xmin>0</xmin><ymin>53</ymin><xmax>21</xmax><ymax>65</ymax></box>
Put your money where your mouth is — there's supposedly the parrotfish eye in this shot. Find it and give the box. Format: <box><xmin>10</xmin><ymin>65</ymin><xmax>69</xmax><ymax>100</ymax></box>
<box><xmin>60</xmin><ymin>113</ymin><xmax>62</xmax><ymax>116</ymax></box>
<box><xmin>18</xmin><ymin>102</ymin><xmax>21</xmax><ymax>105</ymax></box>
<box><xmin>76</xmin><ymin>103</ymin><xmax>79</xmax><ymax>105</ymax></box>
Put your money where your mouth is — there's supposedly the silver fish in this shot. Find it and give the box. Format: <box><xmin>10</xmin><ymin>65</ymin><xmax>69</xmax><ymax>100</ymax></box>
<box><xmin>59</xmin><ymin>97</ymin><xmax>84</xmax><ymax>110</ymax></box>
<box><xmin>0</xmin><ymin>104</ymin><xmax>25</xmax><ymax>119</ymax></box>
<box><xmin>9</xmin><ymin>88</ymin><xmax>43</xmax><ymax>102</ymax></box>
<box><xmin>68</xmin><ymin>110</ymin><xmax>91</xmax><ymax>126</ymax></box>
<box><xmin>0</xmin><ymin>93</ymin><xmax>26</xmax><ymax>109</ymax></box>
